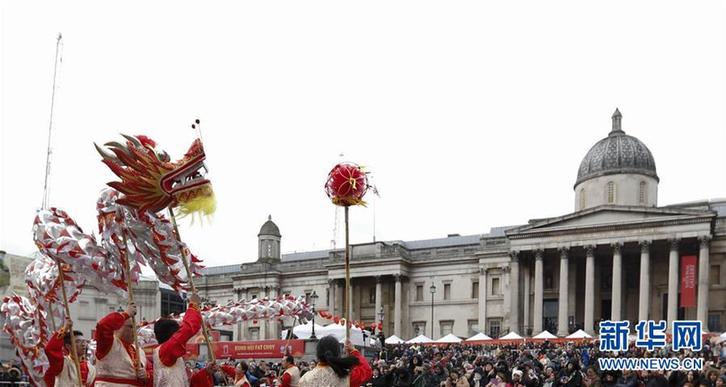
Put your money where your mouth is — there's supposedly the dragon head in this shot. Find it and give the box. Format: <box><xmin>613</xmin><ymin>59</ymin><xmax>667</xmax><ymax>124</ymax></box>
<box><xmin>95</xmin><ymin>134</ymin><xmax>215</xmax><ymax>215</ymax></box>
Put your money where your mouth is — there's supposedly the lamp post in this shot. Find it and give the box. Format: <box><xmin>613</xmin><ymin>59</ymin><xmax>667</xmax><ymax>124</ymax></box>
<box><xmin>430</xmin><ymin>282</ymin><xmax>437</xmax><ymax>339</ymax></box>
<box><xmin>310</xmin><ymin>291</ymin><xmax>319</xmax><ymax>340</ymax></box>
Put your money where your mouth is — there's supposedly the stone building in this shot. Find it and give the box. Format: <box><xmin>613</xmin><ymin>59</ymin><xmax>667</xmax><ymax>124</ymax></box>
<box><xmin>197</xmin><ymin>110</ymin><xmax>726</xmax><ymax>340</ymax></box>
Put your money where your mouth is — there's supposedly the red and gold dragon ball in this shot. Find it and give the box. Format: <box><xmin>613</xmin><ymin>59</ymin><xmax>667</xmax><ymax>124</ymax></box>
<box><xmin>324</xmin><ymin>162</ymin><xmax>369</xmax><ymax>207</ymax></box>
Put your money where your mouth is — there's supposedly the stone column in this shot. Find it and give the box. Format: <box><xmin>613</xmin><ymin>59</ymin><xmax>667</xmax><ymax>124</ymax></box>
<box><xmin>264</xmin><ymin>286</ymin><xmax>270</xmax><ymax>340</ymax></box>
<box><xmin>638</xmin><ymin>241</ymin><xmax>651</xmax><ymax>321</ymax></box>
<box><xmin>336</xmin><ymin>281</ymin><xmax>344</xmax><ymax>315</ymax></box>
<box><xmin>348</xmin><ymin>279</ymin><xmax>354</xmax><ymax>322</ymax></box>
<box><xmin>558</xmin><ymin>247</ymin><xmax>569</xmax><ymax>336</ymax></box>
<box><xmin>478</xmin><ymin>268</ymin><xmax>487</xmax><ymax>334</ymax></box>
<box><xmin>509</xmin><ymin>251</ymin><xmax>520</xmax><ymax>333</ymax></box>
<box><xmin>269</xmin><ymin>287</ymin><xmax>278</xmax><ymax>339</ymax></box>
<box><xmin>697</xmin><ymin>236</ymin><xmax>711</xmax><ymax>326</ymax></box>
<box><xmin>667</xmin><ymin>239</ymin><xmax>680</xmax><ymax>327</ymax></box>
<box><xmin>584</xmin><ymin>245</ymin><xmax>595</xmax><ymax>335</ymax></box>
<box><xmin>523</xmin><ymin>265</ymin><xmax>530</xmax><ymax>332</ymax></box>
<box><xmin>242</xmin><ymin>288</ymin><xmax>249</xmax><ymax>340</ymax></box>
<box><xmin>611</xmin><ymin>242</ymin><xmax>623</xmax><ymax>322</ymax></box>
<box><xmin>375</xmin><ymin>276</ymin><xmax>383</xmax><ymax>326</ymax></box>
<box><xmin>533</xmin><ymin>249</ymin><xmax>544</xmax><ymax>334</ymax></box>
<box><xmin>235</xmin><ymin>288</ymin><xmax>243</xmax><ymax>341</ymax></box>
<box><xmin>394</xmin><ymin>275</ymin><xmax>402</xmax><ymax>337</ymax></box>
<box><xmin>328</xmin><ymin>279</ymin><xmax>336</xmax><ymax>314</ymax></box>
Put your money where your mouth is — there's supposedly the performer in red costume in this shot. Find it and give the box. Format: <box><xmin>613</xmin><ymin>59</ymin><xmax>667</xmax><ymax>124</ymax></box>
<box><xmin>43</xmin><ymin>317</ymin><xmax>96</xmax><ymax>386</ymax></box>
<box><xmin>151</xmin><ymin>292</ymin><xmax>229</xmax><ymax>387</ymax></box>
<box><xmin>279</xmin><ymin>355</ymin><xmax>301</xmax><ymax>387</ymax></box>
<box><xmin>190</xmin><ymin>362</ymin><xmax>236</xmax><ymax>387</ymax></box>
<box><xmin>94</xmin><ymin>302</ymin><xmax>150</xmax><ymax>387</ymax></box>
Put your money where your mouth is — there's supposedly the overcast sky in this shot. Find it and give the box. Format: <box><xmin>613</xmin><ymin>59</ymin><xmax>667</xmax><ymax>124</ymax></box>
<box><xmin>2</xmin><ymin>1</ymin><xmax>725</xmax><ymax>268</ymax></box>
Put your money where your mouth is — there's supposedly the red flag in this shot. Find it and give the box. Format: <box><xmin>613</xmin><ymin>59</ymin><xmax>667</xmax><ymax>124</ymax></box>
<box><xmin>680</xmin><ymin>255</ymin><xmax>697</xmax><ymax>307</ymax></box>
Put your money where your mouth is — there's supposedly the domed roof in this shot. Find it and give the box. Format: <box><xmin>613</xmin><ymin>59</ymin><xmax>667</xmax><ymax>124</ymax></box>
<box><xmin>258</xmin><ymin>215</ymin><xmax>281</xmax><ymax>237</ymax></box>
<box><xmin>575</xmin><ymin>109</ymin><xmax>658</xmax><ymax>187</ymax></box>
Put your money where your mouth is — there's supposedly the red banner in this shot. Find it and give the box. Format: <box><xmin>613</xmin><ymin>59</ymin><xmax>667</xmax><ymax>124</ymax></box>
<box><xmin>680</xmin><ymin>255</ymin><xmax>697</xmax><ymax>307</ymax></box>
<box><xmin>214</xmin><ymin>340</ymin><xmax>305</xmax><ymax>359</ymax></box>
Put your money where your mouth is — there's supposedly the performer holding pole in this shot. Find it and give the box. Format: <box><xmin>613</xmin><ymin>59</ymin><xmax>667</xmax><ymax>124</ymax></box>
<box><xmin>153</xmin><ymin>292</ymin><xmax>223</xmax><ymax>387</ymax></box>
<box><xmin>43</xmin><ymin>316</ymin><xmax>96</xmax><ymax>386</ymax></box>
<box><xmin>94</xmin><ymin>301</ymin><xmax>149</xmax><ymax>387</ymax></box>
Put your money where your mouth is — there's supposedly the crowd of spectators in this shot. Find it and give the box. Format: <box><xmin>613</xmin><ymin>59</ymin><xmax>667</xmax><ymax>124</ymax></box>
<box><xmin>173</xmin><ymin>338</ymin><xmax>726</xmax><ymax>387</ymax></box>
<box><xmin>362</xmin><ymin>340</ymin><xmax>726</xmax><ymax>387</ymax></box>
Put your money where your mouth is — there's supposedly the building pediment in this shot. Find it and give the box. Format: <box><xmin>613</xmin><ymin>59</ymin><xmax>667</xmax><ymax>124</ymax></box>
<box><xmin>506</xmin><ymin>205</ymin><xmax>715</xmax><ymax>238</ymax></box>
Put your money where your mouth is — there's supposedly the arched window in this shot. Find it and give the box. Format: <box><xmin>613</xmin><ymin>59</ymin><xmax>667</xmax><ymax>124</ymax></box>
<box><xmin>639</xmin><ymin>181</ymin><xmax>647</xmax><ymax>204</ymax></box>
<box><xmin>607</xmin><ymin>181</ymin><xmax>616</xmax><ymax>204</ymax></box>
<box><xmin>579</xmin><ymin>188</ymin><xmax>586</xmax><ymax>210</ymax></box>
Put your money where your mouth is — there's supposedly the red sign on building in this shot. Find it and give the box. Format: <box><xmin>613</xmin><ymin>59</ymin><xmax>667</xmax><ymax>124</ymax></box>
<box><xmin>213</xmin><ymin>340</ymin><xmax>305</xmax><ymax>359</ymax></box>
<box><xmin>680</xmin><ymin>255</ymin><xmax>697</xmax><ymax>308</ymax></box>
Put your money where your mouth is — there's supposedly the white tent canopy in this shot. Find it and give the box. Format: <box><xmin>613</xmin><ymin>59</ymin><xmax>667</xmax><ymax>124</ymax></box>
<box><xmin>385</xmin><ymin>335</ymin><xmax>405</xmax><ymax>344</ymax></box>
<box><xmin>435</xmin><ymin>333</ymin><xmax>462</xmax><ymax>343</ymax></box>
<box><xmin>566</xmin><ymin>329</ymin><xmax>593</xmax><ymax>339</ymax></box>
<box><xmin>465</xmin><ymin>332</ymin><xmax>493</xmax><ymax>342</ymax></box>
<box><xmin>499</xmin><ymin>332</ymin><xmax>524</xmax><ymax>340</ymax></box>
<box><xmin>406</xmin><ymin>334</ymin><xmax>433</xmax><ymax>344</ymax></box>
<box><xmin>281</xmin><ymin>320</ymin><xmax>326</xmax><ymax>340</ymax></box>
<box><xmin>721</xmin><ymin>331</ymin><xmax>726</xmax><ymax>338</ymax></box>
<box><xmin>533</xmin><ymin>331</ymin><xmax>557</xmax><ymax>339</ymax></box>
<box><xmin>321</xmin><ymin>324</ymin><xmax>365</xmax><ymax>346</ymax></box>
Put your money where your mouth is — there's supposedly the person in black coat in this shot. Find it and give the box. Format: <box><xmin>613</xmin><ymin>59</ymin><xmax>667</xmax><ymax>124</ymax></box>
<box><xmin>614</xmin><ymin>370</ymin><xmax>638</xmax><ymax>387</ymax></box>
<box><xmin>370</xmin><ymin>367</ymin><xmax>390</xmax><ymax>387</ymax></box>
<box><xmin>393</xmin><ymin>366</ymin><xmax>413</xmax><ymax>387</ymax></box>
<box><xmin>644</xmin><ymin>371</ymin><xmax>669</xmax><ymax>387</ymax></box>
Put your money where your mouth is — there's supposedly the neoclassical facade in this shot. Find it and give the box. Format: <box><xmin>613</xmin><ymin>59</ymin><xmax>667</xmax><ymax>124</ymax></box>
<box><xmin>198</xmin><ymin>110</ymin><xmax>726</xmax><ymax>340</ymax></box>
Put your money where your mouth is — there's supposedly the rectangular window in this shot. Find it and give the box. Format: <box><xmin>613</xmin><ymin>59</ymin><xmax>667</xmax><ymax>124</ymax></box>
<box><xmin>412</xmin><ymin>321</ymin><xmax>426</xmax><ymax>336</ymax></box>
<box><xmin>708</xmin><ymin>313</ymin><xmax>721</xmax><ymax>333</ymax></box>
<box><xmin>305</xmin><ymin>292</ymin><xmax>311</xmax><ymax>303</ymax></box>
<box><xmin>444</xmin><ymin>283</ymin><xmax>451</xmax><ymax>300</ymax></box>
<box><xmin>440</xmin><ymin>320</ymin><xmax>454</xmax><ymax>336</ymax></box>
<box><xmin>415</xmin><ymin>285</ymin><xmax>423</xmax><ymax>302</ymax></box>
<box><xmin>369</xmin><ymin>287</ymin><xmax>376</xmax><ymax>305</ymax></box>
<box><xmin>80</xmin><ymin>301</ymin><xmax>92</xmax><ymax>319</ymax></box>
<box><xmin>491</xmin><ymin>277</ymin><xmax>501</xmax><ymax>295</ymax></box>
<box><xmin>488</xmin><ymin>318</ymin><xmax>502</xmax><ymax>338</ymax></box>
<box><xmin>467</xmin><ymin>320</ymin><xmax>479</xmax><ymax>337</ymax></box>
<box><xmin>248</xmin><ymin>327</ymin><xmax>260</xmax><ymax>341</ymax></box>
<box><xmin>607</xmin><ymin>182</ymin><xmax>616</xmax><ymax>204</ymax></box>
<box><xmin>326</xmin><ymin>289</ymin><xmax>329</xmax><ymax>306</ymax></box>
<box><xmin>710</xmin><ymin>265</ymin><xmax>721</xmax><ymax>285</ymax></box>
<box><xmin>472</xmin><ymin>281</ymin><xmax>479</xmax><ymax>299</ymax></box>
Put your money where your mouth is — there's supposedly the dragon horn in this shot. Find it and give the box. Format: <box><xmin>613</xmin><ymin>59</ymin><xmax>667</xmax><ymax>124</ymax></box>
<box><xmin>94</xmin><ymin>142</ymin><xmax>121</xmax><ymax>163</ymax></box>
<box><xmin>103</xmin><ymin>141</ymin><xmax>127</xmax><ymax>151</ymax></box>
<box><xmin>121</xmin><ymin>134</ymin><xmax>143</xmax><ymax>148</ymax></box>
